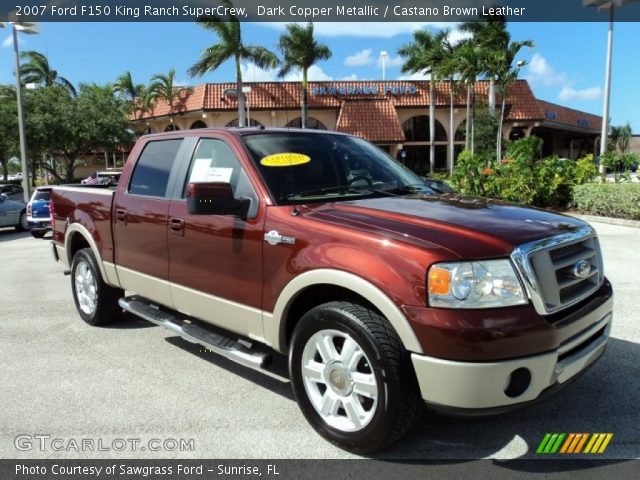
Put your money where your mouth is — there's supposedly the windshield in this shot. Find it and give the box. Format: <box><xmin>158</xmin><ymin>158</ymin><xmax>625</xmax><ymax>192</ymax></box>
<box><xmin>242</xmin><ymin>132</ymin><xmax>430</xmax><ymax>204</ymax></box>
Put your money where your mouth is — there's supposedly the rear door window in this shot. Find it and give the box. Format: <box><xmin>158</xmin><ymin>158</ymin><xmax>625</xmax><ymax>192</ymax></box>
<box><xmin>129</xmin><ymin>139</ymin><xmax>182</xmax><ymax>197</ymax></box>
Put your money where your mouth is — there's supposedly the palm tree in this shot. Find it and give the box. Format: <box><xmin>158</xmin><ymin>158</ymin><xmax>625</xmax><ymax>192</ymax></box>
<box><xmin>148</xmin><ymin>69</ymin><xmax>192</xmax><ymax>128</ymax></box>
<box><xmin>491</xmin><ymin>36</ymin><xmax>534</xmax><ymax>161</ymax></box>
<box><xmin>435</xmin><ymin>31</ymin><xmax>461</xmax><ymax>173</ymax></box>
<box><xmin>278</xmin><ymin>23</ymin><xmax>331</xmax><ymax>129</ymax></box>
<box><xmin>609</xmin><ymin>123</ymin><xmax>633</xmax><ymax>153</ymax></box>
<box><xmin>460</xmin><ymin>15</ymin><xmax>508</xmax><ymax>116</ymax></box>
<box><xmin>398</xmin><ymin>29</ymin><xmax>449</xmax><ymax>174</ymax></box>
<box><xmin>452</xmin><ymin>40</ymin><xmax>483</xmax><ymax>153</ymax></box>
<box><xmin>19</xmin><ymin>50</ymin><xmax>76</xmax><ymax>96</ymax></box>
<box><xmin>189</xmin><ymin>1</ymin><xmax>278</xmax><ymax>127</ymax></box>
<box><xmin>114</xmin><ymin>71</ymin><xmax>146</xmax><ymax>120</ymax></box>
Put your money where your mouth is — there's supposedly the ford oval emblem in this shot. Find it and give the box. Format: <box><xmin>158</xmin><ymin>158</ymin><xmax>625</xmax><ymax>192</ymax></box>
<box><xmin>572</xmin><ymin>260</ymin><xmax>591</xmax><ymax>279</ymax></box>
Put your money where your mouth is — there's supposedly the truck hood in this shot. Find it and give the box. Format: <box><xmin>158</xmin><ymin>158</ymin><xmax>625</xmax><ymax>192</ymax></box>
<box><xmin>307</xmin><ymin>194</ymin><xmax>588</xmax><ymax>260</ymax></box>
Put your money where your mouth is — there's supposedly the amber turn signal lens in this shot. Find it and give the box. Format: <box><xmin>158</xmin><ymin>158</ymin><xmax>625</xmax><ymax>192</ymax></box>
<box><xmin>428</xmin><ymin>266</ymin><xmax>451</xmax><ymax>295</ymax></box>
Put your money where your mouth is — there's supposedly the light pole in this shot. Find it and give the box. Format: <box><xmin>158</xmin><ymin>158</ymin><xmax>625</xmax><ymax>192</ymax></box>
<box><xmin>582</xmin><ymin>0</ymin><xmax>640</xmax><ymax>170</ymax></box>
<box><xmin>2</xmin><ymin>22</ymin><xmax>40</xmax><ymax>202</ymax></box>
<box><xmin>380</xmin><ymin>51</ymin><xmax>388</xmax><ymax>81</ymax></box>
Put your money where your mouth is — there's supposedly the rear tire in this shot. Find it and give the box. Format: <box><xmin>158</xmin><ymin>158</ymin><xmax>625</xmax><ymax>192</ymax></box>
<box><xmin>15</xmin><ymin>211</ymin><xmax>28</xmax><ymax>232</ymax></box>
<box><xmin>289</xmin><ymin>301</ymin><xmax>420</xmax><ymax>453</ymax></box>
<box><xmin>71</xmin><ymin>248</ymin><xmax>123</xmax><ymax>326</ymax></box>
<box><xmin>30</xmin><ymin>230</ymin><xmax>46</xmax><ymax>239</ymax></box>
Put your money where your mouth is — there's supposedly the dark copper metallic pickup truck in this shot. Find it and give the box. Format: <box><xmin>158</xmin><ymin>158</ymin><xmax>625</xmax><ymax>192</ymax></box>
<box><xmin>51</xmin><ymin>128</ymin><xmax>613</xmax><ymax>453</ymax></box>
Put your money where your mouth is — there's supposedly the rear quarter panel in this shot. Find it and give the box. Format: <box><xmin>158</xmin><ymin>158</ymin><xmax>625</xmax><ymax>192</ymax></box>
<box><xmin>51</xmin><ymin>186</ymin><xmax>116</xmax><ymax>264</ymax></box>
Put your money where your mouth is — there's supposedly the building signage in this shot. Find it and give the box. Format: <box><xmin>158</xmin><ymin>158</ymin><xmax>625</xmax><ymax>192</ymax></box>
<box><xmin>312</xmin><ymin>84</ymin><xmax>418</xmax><ymax>96</ymax></box>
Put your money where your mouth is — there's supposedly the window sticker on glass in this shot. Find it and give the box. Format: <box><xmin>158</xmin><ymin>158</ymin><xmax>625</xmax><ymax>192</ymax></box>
<box><xmin>206</xmin><ymin>167</ymin><xmax>233</xmax><ymax>183</ymax></box>
<box><xmin>190</xmin><ymin>158</ymin><xmax>212</xmax><ymax>182</ymax></box>
<box><xmin>260</xmin><ymin>153</ymin><xmax>311</xmax><ymax>167</ymax></box>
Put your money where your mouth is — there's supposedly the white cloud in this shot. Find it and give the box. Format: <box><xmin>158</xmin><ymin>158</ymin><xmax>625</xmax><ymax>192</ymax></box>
<box><xmin>397</xmin><ymin>71</ymin><xmax>431</xmax><ymax>81</ymax></box>
<box><xmin>288</xmin><ymin>65</ymin><xmax>333</xmax><ymax>82</ymax></box>
<box><xmin>526</xmin><ymin>53</ymin><xmax>602</xmax><ymax>103</ymax></box>
<box><xmin>525</xmin><ymin>53</ymin><xmax>569</xmax><ymax>87</ymax></box>
<box><xmin>2</xmin><ymin>35</ymin><xmax>13</xmax><ymax>48</ymax></box>
<box><xmin>240</xmin><ymin>63</ymin><xmax>333</xmax><ymax>82</ymax></box>
<box><xmin>344</xmin><ymin>49</ymin><xmax>374</xmax><ymax>66</ymax></box>
<box><xmin>240</xmin><ymin>63</ymin><xmax>279</xmax><ymax>82</ymax></box>
<box><xmin>258</xmin><ymin>22</ymin><xmax>451</xmax><ymax>38</ymax></box>
<box><xmin>377</xmin><ymin>54</ymin><xmax>404</xmax><ymax>68</ymax></box>
<box><xmin>447</xmin><ymin>29</ymin><xmax>472</xmax><ymax>46</ymax></box>
<box><xmin>558</xmin><ymin>86</ymin><xmax>603</xmax><ymax>102</ymax></box>
<box><xmin>340</xmin><ymin>74</ymin><xmax>359</xmax><ymax>81</ymax></box>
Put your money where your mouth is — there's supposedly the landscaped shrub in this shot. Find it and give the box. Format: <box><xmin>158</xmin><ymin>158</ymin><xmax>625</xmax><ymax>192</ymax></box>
<box><xmin>573</xmin><ymin>183</ymin><xmax>640</xmax><ymax>220</ymax></box>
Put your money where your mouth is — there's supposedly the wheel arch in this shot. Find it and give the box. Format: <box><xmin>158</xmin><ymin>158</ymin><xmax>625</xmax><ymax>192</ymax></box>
<box><xmin>64</xmin><ymin>223</ymin><xmax>116</xmax><ymax>286</ymax></box>
<box><xmin>268</xmin><ymin>269</ymin><xmax>423</xmax><ymax>355</ymax></box>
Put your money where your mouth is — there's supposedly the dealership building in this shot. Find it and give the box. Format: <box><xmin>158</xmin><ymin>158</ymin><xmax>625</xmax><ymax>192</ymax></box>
<box><xmin>136</xmin><ymin>80</ymin><xmax>603</xmax><ymax>174</ymax></box>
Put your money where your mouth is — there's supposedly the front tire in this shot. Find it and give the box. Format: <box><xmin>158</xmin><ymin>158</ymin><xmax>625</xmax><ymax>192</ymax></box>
<box><xmin>289</xmin><ymin>301</ymin><xmax>420</xmax><ymax>453</ymax></box>
<box><xmin>71</xmin><ymin>248</ymin><xmax>123</xmax><ymax>326</ymax></box>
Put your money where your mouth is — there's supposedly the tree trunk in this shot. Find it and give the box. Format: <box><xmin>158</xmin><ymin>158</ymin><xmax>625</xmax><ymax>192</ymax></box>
<box><xmin>236</xmin><ymin>56</ymin><xmax>246</xmax><ymax>127</ymax></box>
<box><xmin>449</xmin><ymin>82</ymin><xmax>454</xmax><ymax>172</ymax></box>
<box><xmin>488</xmin><ymin>77</ymin><xmax>496</xmax><ymax>116</ymax></box>
<box><xmin>63</xmin><ymin>154</ymin><xmax>77</xmax><ymax>182</ymax></box>
<box><xmin>465</xmin><ymin>85</ymin><xmax>471</xmax><ymax>151</ymax></box>
<box><xmin>497</xmin><ymin>91</ymin><xmax>507</xmax><ymax>162</ymax></box>
<box><xmin>301</xmin><ymin>69</ymin><xmax>308</xmax><ymax>129</ymax></box>
<box><xmin>429</xmin><ymin>80</ymin><xmax>436</xmax><ymax>175</ymax></box>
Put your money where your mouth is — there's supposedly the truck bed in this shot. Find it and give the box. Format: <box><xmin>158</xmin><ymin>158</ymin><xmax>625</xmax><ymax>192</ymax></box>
<box><xmin>51</xmin><ymin>185</ymin><xmax>116</xmax><ymax>264</ymax></box>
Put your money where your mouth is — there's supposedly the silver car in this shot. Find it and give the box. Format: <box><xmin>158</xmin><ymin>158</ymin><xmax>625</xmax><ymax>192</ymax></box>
<box><xmin>0</xmin><ymin>193</ymin><xmax>28</xmax><ymax>231</ymax></box>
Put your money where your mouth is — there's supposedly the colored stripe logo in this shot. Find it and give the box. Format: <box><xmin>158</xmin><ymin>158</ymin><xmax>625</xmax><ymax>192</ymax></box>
<box><xmin>537</xmin><ymin>433</ymin><xmax>613</xmax><ymax>454</ymax></box>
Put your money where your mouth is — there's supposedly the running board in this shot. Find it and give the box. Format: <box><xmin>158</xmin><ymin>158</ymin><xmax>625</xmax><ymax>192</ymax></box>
<box><xmin>118</xmin><ymin>296</ymin><xmax>269</xmax><ymax>369</ymax></box>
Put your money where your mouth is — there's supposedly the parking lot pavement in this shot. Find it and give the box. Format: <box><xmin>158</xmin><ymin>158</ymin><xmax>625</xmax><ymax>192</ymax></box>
<box><xmin>0</xmin><ymin>222</ymin><xmax>638</xmax><ymax>460</ymax></box>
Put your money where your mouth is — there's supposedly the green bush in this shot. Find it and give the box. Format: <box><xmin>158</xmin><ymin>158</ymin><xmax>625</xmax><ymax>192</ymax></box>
<box><xmin>451</xmin><ymin>138</ymin><xmax>598</xmax><ymax>208</ymax></box>
<box><xmin>573</xmin><ymin>183</ymin><xmax>640</xmax><ymax>220</ymax></box>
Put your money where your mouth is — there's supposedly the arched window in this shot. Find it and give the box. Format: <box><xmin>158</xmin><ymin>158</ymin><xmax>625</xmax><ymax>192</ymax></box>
<box><xmin>226</xmin><ymin>118</ymin><xmax>263</xmax><ymax>127</ymax></box>
<box><xmin>285</xmin><ymin>117</ymin><xmax>328</xmax><ymax>130</ymax></box>
<box><xmin>455</xmin><ymin>120</ymin><xmax>467</xmax><ymax>141</ymax></box>
<box><xmin>190</xmin><ymin>120</ymin><xmax>207</xmax><ymax>129</ymax></box>
<box><xmin>402</xmin><ymin>115</ymin><xmax>447</xmax><ymax>142</ymax></box>
<box><xmin>165</xmin><ymin>124</ymin><xmax>180</xmax><ymax>132</ymax></box>
<box><xmin>142</xmin><ymin>126</ymin><xmax>156</xmax><ymax>135</ymax></box>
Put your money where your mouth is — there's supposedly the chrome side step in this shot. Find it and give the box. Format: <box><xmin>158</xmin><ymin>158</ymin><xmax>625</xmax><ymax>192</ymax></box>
<box><xmin>118</xmin><ymin>296</ymin><xmax>269</xmax><ymax>369</ymax></box>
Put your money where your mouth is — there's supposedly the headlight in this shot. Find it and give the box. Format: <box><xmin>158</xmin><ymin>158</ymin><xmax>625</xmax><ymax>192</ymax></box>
<box><xmin>428</xmin><ymin>259</ymin><xmax>527</xmax><ymax>309</ymax></box>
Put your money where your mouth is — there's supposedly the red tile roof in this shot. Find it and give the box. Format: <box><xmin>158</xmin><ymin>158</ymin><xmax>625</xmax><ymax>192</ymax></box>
<box><xmin>335</xmin><ymin>99</ymin><xmax>405</xmax><ymax>142</ymax></box>
<box><xmin>138</xmin><ymin>80</ymin><xmax>601</xmax><ymax>133</ymax></box>
<box><xmin>536</xmin><ymin>99</ymin><xmax>602</xmax><ymax>132</ymax></box>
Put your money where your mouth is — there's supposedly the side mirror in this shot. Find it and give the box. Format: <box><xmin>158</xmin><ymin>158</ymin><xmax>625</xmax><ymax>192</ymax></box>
<box><xmin>0</xmin><ymin>193</ymin><xmax>7</xmax><ymax>202</ymax></box>
<box><xmin>187</xmin><ymin>182</ymin><xmax>250</xmax><ymax>217</ymax></box>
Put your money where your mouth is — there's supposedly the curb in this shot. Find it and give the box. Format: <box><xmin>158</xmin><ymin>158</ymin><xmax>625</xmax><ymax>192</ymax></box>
<box><xmin>566</xmin><ymin>213</ymin><xmax>640</xmax><ymax>229</ymax></box>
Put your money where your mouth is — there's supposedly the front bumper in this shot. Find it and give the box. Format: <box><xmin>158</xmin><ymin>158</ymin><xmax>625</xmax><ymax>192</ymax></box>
<box><xmin>411</xmin><ymin>302</ymin><xmax>612</xmax><ymax>410</ymax></box>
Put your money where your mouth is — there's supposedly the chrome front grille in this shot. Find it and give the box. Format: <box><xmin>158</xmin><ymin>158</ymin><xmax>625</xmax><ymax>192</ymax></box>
<box><xmin>511</xmin><ymin>226</ymin><xmax>604</xmax><ymax>315</ymax></box>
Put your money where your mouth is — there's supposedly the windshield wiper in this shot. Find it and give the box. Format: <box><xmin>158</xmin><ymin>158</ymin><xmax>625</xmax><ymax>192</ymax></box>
<box><xmin>283</xmin><ymin>184</ymin><xmax>401</xmax><ymax>201</ymax></box>
<box><xmin>385</xmin><ymin>184</ymin><xmax>433</xmax><ymax>195</ymax></box>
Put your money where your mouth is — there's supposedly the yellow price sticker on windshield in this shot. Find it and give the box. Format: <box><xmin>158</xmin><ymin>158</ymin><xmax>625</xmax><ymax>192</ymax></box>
<box><xmin>260</xmin><ymin>153</ymin><xmax>311</xmax><ymax>167</ymax></box>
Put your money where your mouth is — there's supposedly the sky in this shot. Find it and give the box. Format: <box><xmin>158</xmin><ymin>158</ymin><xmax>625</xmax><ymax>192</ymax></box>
<box><xmin>1</xmin><ymin>21</ymin><xmax>639</xmax><ymax>132</ymax></box>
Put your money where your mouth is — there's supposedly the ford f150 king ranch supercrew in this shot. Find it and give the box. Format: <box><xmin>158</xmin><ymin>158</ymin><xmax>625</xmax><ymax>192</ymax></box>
<box><xmin>51</xmin><ymin>128</ymin><xmax>613</xmax><ymax>453</ymax></box>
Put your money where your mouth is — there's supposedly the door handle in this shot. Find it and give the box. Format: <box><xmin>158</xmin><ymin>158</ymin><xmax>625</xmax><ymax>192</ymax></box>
<box><xmin>169</xmin><ymin>217</ymin><xmax>185</xmax><ymax>236</ymax></box>
<box><xmin>115</xmin><ymin>208</ymin><xmax>127</xmax><ymax>223</ymax></box>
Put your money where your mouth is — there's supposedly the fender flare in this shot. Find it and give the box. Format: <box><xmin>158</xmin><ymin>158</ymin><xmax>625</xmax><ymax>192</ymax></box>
<box><xmin>64</xmin><ymin>223</ymin><xmax>119</xmax><ymax>287</ymax></box>
<box><xmin>269</xmin><ymin>269</ymin><xmax>423</xmax><ymax>354</ymax></box>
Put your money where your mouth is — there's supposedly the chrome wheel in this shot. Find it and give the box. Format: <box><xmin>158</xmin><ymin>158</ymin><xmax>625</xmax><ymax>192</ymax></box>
<box><xmin>74</xmin><ymin>260</ymin><xmax>97</xmax><ymax>315</ymax></box>
<box><xmin>301</xmin><ymin>329</ymin><xmax>378</xmax><ymax>432</ymax></box>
